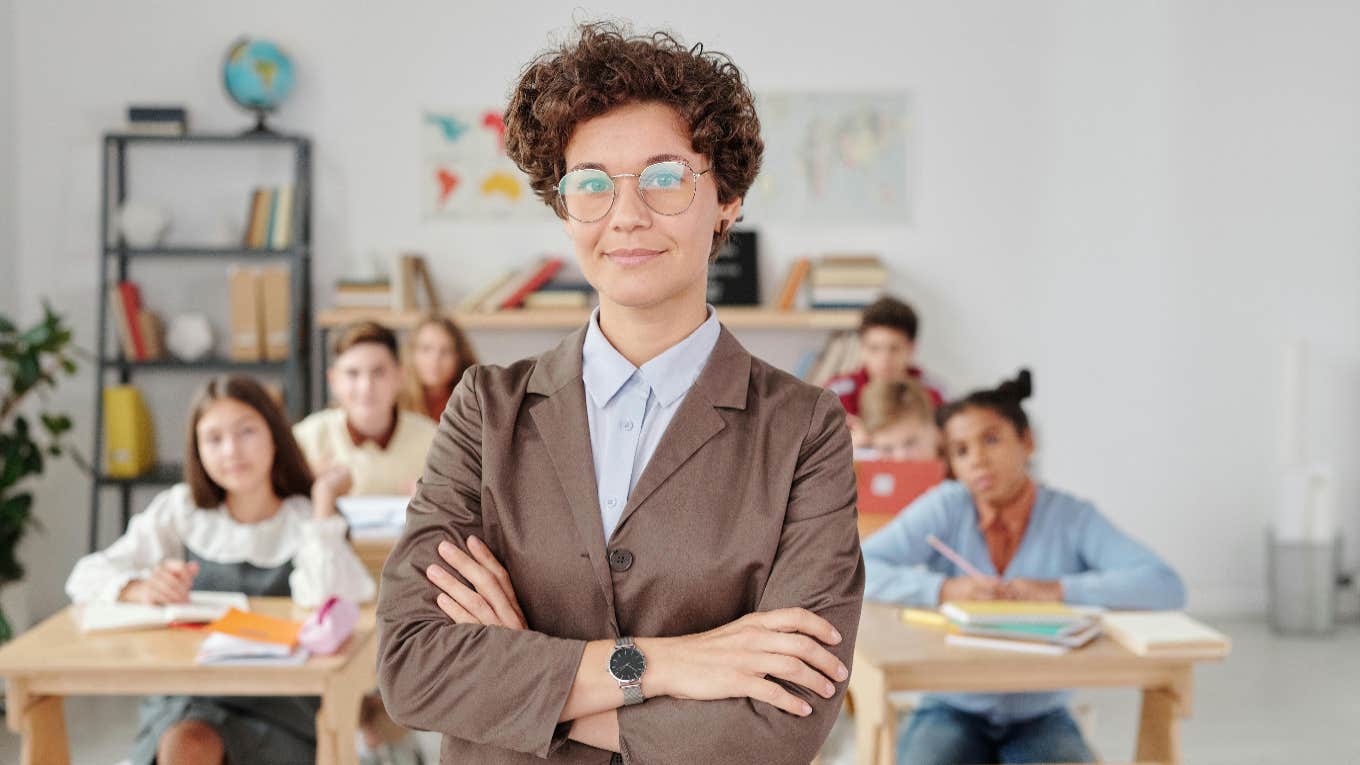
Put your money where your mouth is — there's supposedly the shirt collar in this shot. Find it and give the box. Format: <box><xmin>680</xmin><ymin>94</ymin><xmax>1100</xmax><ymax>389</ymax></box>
<box><xmin>345</xmin><ymin>408</ymin><xmax>399</xmax><ymax>450</ymax></box>
<box><xmin>581</xmin><ymin>305</ymin><xmax>721</xmax><ymax>408</ymax></box>
<box><xmin>976</xmin><ymin>480</ymin><xmax>1037</xmax><ymax>535</ymax></box>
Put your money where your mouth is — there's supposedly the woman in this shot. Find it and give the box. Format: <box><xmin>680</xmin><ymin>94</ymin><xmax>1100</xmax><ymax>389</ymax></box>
<box><xmin>376</xmin><ymin>22</ymin><xmax>864</xmax><ymax>764</ymax></box>
<box><xmin>862</xmin><ymin>370</ymin><xmax>1186</xmax><ymax>764</ymax></box>
<box><xmin>67</xmin><ymin>376</ymin><xmax>374</xmax><ymax>765</ymax></box>
<box><xmin>399</xmin><ymin>314</ymin><xmax>478</xmax><ymax>420</ymax></box>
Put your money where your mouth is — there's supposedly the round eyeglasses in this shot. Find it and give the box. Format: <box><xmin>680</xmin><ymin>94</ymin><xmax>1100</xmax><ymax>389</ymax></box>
<box><xmin>556</xmin><ymin>160</ymin><xmax>713</xmax><ymax>223</ymax></box>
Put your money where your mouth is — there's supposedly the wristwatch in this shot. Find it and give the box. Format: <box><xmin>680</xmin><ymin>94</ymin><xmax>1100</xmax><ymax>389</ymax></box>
<box><xmin>607</xmin><ymin>637</ymin><xmax>647</xmax><ymax>705</ymax></box>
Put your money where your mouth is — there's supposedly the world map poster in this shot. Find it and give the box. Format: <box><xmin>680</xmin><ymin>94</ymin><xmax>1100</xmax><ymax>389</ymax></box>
<box><xmin>745</xmin><ymin>92</ymin><xmax>910</xmax><ymax>223</ymax></box>
<box><xmin>422</xmin><ymin>108</ymin><xmax>553</xmax><ymax>219</ymax></box>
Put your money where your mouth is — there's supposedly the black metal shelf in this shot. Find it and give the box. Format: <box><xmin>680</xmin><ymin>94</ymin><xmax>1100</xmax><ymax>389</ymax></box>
<box><xmin>95</xmin><ymin>463</ymin><xmax>183</xmax><ymax>487</ymax></box>
<box><xmin>103</xmin><ymin>245</ymin><xmax>309</xmax><ymax>259</ymax></box>
<box><xmin>91</xmin><ymin>131</ymin><xmax>314</xmax><ymax>552</ymax></box>
<box><xmin>100</xmin><ymin>357</ymin><xmax>288</xmax><ymax>373</ymax></box>
<box><xmin>106</xmin><ymin>132</ymin><xmax>309</xmax><ymax>146</ymax></box>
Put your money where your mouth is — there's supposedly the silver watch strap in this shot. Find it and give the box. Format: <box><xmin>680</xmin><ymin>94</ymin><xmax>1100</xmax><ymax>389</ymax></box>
<box><xmin>614</xmin><ymin>637</ymin><xmax>644</xmax><ymax>706</ymax></box>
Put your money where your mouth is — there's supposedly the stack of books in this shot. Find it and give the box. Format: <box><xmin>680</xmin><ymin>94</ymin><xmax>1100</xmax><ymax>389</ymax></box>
<box><xmin>938</xmin><ymin>601</ymin><xmax>1105</xmax><ymax>655</ymax></box>
<box><xmin>108</xmin><ymin>280</ymin><xmax>164</xmax><ymax>361</ymax></box>
<box><xmin>126</xmin><ymin>105</ymin><xmax>188</xmax><ymax>136</ymax></box>
<box><xmin>333</xmin><ymin>278</ymin><xmax>393</xmax><ymax>310</ymax></box>
<box><xmin>808</xmin><ymin>255</ymin><xmax>888</xmax><ymax>309</ymax></box>
<box><xmin>243</xmin><ymin>186</ymin><xmax>295</xmax><ymax>250</ymax></box>
<box><xmin>458</xmin><ymin>257</ymin><xmax>596</xmax><ymax>313</ymax></box>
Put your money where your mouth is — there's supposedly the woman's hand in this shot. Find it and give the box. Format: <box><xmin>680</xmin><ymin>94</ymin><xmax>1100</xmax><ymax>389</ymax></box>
<box><xmin>939</xmin><ymin>575</ymin><xmax>1001</xmax><ymax>603</ymax></box>
<box><xmin>999</xmin><ymin>578</ymin><xmax>1063</xmax><ymax>602</ymax></box>
<box><xmin>311</xmin><ymin>464</ymin><xmax>353</xmax><ymax>520</ymax></box>
<box><xmin>638</xmin><ymin>608</ymin><xmax>849</xmax><ymax>718</ymax></box>
<box><xmin>119</xmin><ymin>559</ymin><xmax>200</xmax><ymax>605</ymax></box>
<box><xmin>425</xmin><ymin>536</ymin><xmax>526</xmax><ymax>629</ymax></box>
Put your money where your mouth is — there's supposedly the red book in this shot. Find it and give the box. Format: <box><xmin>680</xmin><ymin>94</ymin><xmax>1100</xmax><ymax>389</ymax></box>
<box><xmin>499</xmin><ymin>258</ymin><xmax>564</xmax><ymax>310</ymax></box>
<box><xmin>117</xmin><ymin>281</ymin><xmax>147</xmax><ymax>360</ymax></box>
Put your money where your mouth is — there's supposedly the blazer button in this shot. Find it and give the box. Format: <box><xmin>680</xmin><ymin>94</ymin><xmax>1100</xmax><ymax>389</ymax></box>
<box><xmin>608</xmin><ymin>548</ymin><xmax>634</xmax><ymax>572</ymax></box>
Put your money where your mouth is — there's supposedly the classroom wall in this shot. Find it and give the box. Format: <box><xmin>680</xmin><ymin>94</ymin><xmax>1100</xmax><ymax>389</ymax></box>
<box><xmin>0</xmin><ymin>0</ymin><xmax>16</xmax><ymax>313</ymax></box>
<box><xmin>9</xmin><ymin>0</ymin><xmax>1359</xmax><ymax>619</ymax></box>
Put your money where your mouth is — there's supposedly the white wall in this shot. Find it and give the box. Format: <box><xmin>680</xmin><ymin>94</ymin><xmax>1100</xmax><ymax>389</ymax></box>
<box><xmin>0</xmin><ymin>0</ymin><xmax>15</xmax><ymax>313</ymax></box>
<box><xmin>10</xmin><ymin>0</ymin><xmax>1359</xmax><ymax>618</ymax></box>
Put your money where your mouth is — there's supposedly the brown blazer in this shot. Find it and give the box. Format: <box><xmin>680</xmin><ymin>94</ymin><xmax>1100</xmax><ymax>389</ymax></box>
<box><xmin>377</xmin><ymin>324</ymin><xmax>864</xmax><ymax>764</ymax></box>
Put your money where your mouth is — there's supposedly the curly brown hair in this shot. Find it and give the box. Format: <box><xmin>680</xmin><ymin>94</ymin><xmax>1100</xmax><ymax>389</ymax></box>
<box><xmin>504</xmin><ymin>21</ymin><xmax>763</xmax><ymax>257</ymax></box>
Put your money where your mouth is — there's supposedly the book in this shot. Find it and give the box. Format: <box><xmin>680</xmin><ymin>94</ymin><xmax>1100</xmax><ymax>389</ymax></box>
<box><xmin>810</xmin><ymin>256</ymin><xmax>889</xmax><ymax>287</ymax></box>
<box><xmin>334</xmin><ymin>280</ymin><xmax>394</xmax><ymax>309</ymax></box>
<box><xmin>260</xmin><ymin>266</ymin><xmax>291</xmax><ymax>361</ymax></box>
<box><xmin>776</xmin><ymin>257</ymin><xmax>811</xmax><ymax>311</ymax></box>
<box><xmin>243</xmin><ymin>188</ymin><xmax>264</xmax><ymax>247</ymax></box>
<box><xmin>1102</xmin><ymin>612</ymin><xmax>1231</xmax><ymax>657</ymax></box>
<box><xmin>136</xmin><ymin>310</ymin><xmax>164</xmax><ymax>360</ymax></box>
<box><xmin>207</xmin><ymin>607</ymin><xmax>303</xmax><ymax>647</ymax></box>
<box><xmin>245</xmin><ymin>188</ymin><xmax>272</xmax><ymax>249</ymax></box>
<box><xmin>103</xmin><ymin>385</ymin><xmax>156</xmax><ymax>478</ymax></box>
<box><xmin>394</xmin><ymin>253</ymin><xmax>440</xmax><ymax>311</ymax></box>
<box><xmin>263</xmin><ymin>188</ymin><xmax>278</xmax><ymax>248</ymax></box>
<box><xmin>809</xmin><ymin>285</ymin><xmax>882</xmax><ymax>306</ymax></box>
<box><xmin>270</xmin><ymin>185</ymin><xmax>294</xmax><ymax>250</ymax></box>
<box><xmin>959</xmin><ymin>619</ymin><xmax>1103</xmax><ymax>649</ymax></box>
<box><xmin>524</xmin><ymin>291</ymin><xmax>591</xmax><ymax>309</ymax></box>
<box><xmin>707</xmin><ymin>229</ymin><xmax>760</xmax><ymax>305</ymax></box>
<box><xmin>946</xmin><ymin>633</ymin><xmax>1070</xmax><ymax>656</ymax></box>
<box><xmin>479</xmin><ymin>260</ymin><xmax>547</xmax><ymax>313</ymax></box>
<box><xmin>109</xmin><ymin>285</ymin><xmax>138</xmax><ymax>360</ymax></box>
<box><xmin>117</xmin><ymin>282</ymin><xmax>147</xmax><ymax>360</ymax></box>
<box><xmin>940</xmin><ymin>601</ymin><xmax>1103</xmax><ymax>627</ymax></box>
<box><xmin>499</xmin><ymin>258</ymin><xmax>565</xmax><ymax>310</ymax></box>
<box><xmin>458</xmin><ymin>270</ymin><xmax>519</xmax><ymax>312</ymax></box>
<box><xmin>196</xmin><ymin>632</ymin><xmax>310</xmax><ymax>666</ymax></box>
<box><xmin>79</xmin><ymin>591</ymin><xmax>249</xmax><ymax>633</ymax></box>
<box><xmin>227</xmin><ymin>266</ymin><xmax>263</xmax><ymax>361</ymax></box>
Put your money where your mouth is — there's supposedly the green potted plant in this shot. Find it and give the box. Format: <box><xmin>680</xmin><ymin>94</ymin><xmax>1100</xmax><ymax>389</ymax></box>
<box><xmin>0</xmin><ymin>303</ymin><xmax>82</xmax><ymax>641</ymax></box>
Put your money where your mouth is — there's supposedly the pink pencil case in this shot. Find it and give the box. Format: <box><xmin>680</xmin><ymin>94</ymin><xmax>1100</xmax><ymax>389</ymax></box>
<box><xmin>297</xmin><ymin>597</ymin><xmax>359</xmax><ymax>655</ymax></box>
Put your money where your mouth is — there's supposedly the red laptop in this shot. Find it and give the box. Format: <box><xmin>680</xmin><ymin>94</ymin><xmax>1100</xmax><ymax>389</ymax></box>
<box><xmin>854</xmin><ymin>459</ymin><xmax>947</xmax><ymax>537</ymax></box>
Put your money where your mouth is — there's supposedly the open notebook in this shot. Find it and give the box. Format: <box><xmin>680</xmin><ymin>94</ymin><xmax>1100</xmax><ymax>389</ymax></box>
<box><xmin>79</xmin><ymin>591</ymin><xmax>249</xmax><ymax>633</ymax></box>
<box><xmin>336</xmin><ymin>495</ymin><xmax>409</xmax><ymax>540</ymax></box>
<box><xmin>1102</xmin><ymin>612</ymin><xmax>1232</xmax><ymax>657</ymax></box>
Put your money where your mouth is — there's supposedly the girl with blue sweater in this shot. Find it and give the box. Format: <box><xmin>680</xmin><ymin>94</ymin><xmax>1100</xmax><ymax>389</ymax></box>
<box><xmin>862</xmin><ymin>370</ymin><xmax>1185</xmax><ymax>765</ymax></box>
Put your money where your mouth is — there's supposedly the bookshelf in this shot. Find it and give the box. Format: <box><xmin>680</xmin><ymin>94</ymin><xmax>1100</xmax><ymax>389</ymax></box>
<box><xmin>89</xmin><ymin>132</ymin><xmax>313</xmax><ymax>552</ymax></box>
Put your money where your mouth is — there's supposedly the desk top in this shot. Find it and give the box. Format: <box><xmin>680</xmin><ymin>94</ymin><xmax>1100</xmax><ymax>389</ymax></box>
<box><xmin>854</xmin><ymin>603</ymin><xmax>1227</xmax><ymax>693</ymax></box>
<box><xmin>0</xmin><ymin>598</ymin><xmax>376</xmax><ymax>695</ymax></box>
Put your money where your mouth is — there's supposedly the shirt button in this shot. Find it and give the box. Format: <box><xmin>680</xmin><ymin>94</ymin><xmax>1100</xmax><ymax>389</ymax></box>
<box><xmin>622</xmin><ymin>419</ymin><xmax>634</xmax><ymax>432</ymax></box>
<box><xmin>607</xmin><ymin>497</ymin><xmax>618</xmax><ymax>508</ymax></box>
<box><xmin>608</xmin><ymin>548</ymin><xmax>634</xmax><ymax>572</ymax></box>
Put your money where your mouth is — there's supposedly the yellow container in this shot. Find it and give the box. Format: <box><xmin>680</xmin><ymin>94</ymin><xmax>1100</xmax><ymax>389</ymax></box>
<box><xmin>103</xmin><ymin>385</ymin><xmax>155</xmax><ymax>478</ymax></box>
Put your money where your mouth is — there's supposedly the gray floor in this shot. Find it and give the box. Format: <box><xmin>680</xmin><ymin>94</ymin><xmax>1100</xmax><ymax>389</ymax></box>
<box><xmin>2</xmin><ymin>617</ymin><xmax>1357</xmax><ymax>764</ymax></box>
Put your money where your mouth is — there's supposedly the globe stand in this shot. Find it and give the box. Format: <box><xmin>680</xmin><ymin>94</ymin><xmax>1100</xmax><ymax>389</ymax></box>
<box><xmin>241</xmin><ymin>109</ymin><xmax>279</xmax><ymax>137</ymax></box>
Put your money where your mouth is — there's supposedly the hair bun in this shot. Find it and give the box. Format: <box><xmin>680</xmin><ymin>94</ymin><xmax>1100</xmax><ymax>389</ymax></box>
<box><xmin>996</xmin><ymin>368</ymin><xmax>1033</xmax><ymax>402</ymax></box>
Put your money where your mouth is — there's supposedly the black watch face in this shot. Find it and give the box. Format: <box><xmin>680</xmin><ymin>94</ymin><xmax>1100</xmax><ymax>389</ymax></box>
<box><xmin>609</xmin><ymin>646</ymin><xmax>647</xmax><ymax>683</ymax></box>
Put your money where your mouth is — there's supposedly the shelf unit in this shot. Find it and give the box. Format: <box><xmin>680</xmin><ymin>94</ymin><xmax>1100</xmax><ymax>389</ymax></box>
<box><xmin>89</xmin><ymin>132</ymin><xmax>314</xmax><ymax>552</ymax></box>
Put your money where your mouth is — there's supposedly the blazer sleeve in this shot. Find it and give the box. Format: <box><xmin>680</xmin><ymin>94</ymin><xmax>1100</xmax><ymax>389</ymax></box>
<box><xmin>376</xmin><ymin>366</ymin><xmax>588</xmax><ymax>758</ymax></box>
<box><xmin>616</xmin><ymin>388</ymin><xmax>865</xmax><ymax>765</ymax></box>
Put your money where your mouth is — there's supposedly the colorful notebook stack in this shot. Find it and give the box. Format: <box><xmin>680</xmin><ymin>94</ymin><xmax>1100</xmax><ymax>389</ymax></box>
<box><xmin>937</xmin><ymin>601</ymin><xmax>1105</xmax><ymax>655</ymax></box>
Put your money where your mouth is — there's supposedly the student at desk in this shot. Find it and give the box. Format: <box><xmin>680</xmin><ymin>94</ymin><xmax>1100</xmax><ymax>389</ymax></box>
<box><xmin>293</xmin><ymin>320</ymin><xmax>436</xmax><ymax>765</ymax></box>
<box><xmin>862</xmin><ymin>369</ymin><xmax>1185</xmax><ymax>765</ymax></box>
<box><xmin>65</xmin><ymin>375</ymin><xmax>375</xmax><ymax>765</ymax></box>
<box><xmin>399</xmin><ymin>314</ymin><xmax>479</xmax><ymax>421</ymax></box>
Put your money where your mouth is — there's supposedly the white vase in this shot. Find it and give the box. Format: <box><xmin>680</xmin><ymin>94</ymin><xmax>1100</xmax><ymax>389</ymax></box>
<box><xmin>117</xmin><ymin>200</ymin><xmax>171</xmax><ymax>248</ymax></box>
<box><xmin>166</xmin><ymin>314</ymin><xmax>215</xmax><ymax>361</ymax></box>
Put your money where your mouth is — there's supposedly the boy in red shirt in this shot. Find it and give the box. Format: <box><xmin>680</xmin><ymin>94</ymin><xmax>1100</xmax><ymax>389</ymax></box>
<box><xmin>824</xmin><ymin>296</ymin><xmax>945</xmax><ymax>444</ymax></box>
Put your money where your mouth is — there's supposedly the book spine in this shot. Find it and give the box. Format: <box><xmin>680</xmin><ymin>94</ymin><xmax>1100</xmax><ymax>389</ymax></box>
<box><xmin>118</xmin><ymin>282</ymin><xmax>147</xmax><ymax>360</ymax></box>
<box><xmin>499</xmin><ymin>258</ymin><xmax>564</xmax><ymax>310</ymax></box>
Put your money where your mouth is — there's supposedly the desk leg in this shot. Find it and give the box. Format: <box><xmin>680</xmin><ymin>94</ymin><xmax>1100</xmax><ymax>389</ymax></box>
<box><xmin>5</xmin><ymin>680</ymin><xmax>70</xmax><ymax>765</ymax></box>
<box><xmin>1136</xmin><ymin>668</ymin><xmax>1192</xmax><ymax>765</ymax></box>
<box><xmin>317</xmin><ymin>689</ymin><xmax>363</xmax><ymax>765</ymax></box>
<box><xmin>847</xmin><ymin>661</ymin><xmax>893</xmax><ymax>765</ymax></box>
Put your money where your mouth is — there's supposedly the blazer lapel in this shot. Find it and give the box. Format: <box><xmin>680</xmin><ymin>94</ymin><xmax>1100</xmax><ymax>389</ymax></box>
<box><xmin>527</xmin><ymin>328</ymin><xmax>617</xmax><ymax>615</ymax></box>
<box><xmin>614</xmin><ymin>326</ymin><xmax>752</xmax><ymax>534</ymax></box>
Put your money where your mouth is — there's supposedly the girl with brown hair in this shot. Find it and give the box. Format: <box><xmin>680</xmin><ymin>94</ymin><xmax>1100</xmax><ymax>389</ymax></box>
<box><xmin>66</xmin><ymin>375</ymin><xmax>375</xmax><ymax>765</ymax></box>
<box><xmin>399</xmin><ymin>314</ymin><xmax>479</xmax><ymax>420</ymax></box>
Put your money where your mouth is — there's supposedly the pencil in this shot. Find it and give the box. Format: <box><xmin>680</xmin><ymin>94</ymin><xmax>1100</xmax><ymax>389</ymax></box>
<box><xmin>926</xmin><ymin>534</ymin><xmax>991</xmax><ymax>581</ymax></box>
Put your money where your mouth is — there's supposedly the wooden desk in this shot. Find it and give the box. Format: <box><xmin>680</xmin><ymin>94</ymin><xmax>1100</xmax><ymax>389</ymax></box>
<box><xmin>0</xmin><ymin>598</ymin><xmax>377</xmax><ymax>765</ymax></box>
<box><xmin>848</xmin><ymin>604</ymin><xmax>1228</xmax><ymax>765</ymax></box>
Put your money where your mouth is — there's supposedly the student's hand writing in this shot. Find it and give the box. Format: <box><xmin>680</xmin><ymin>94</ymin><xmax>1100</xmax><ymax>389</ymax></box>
<box><xmin>120</xmin><ymin>559</ymin><xmax>200</xmax><ymax>605</ymax></box>
<box><xmin>999</xmin><ymin>578</ymin><xmax>1063</xmax><ymax>602</ymax></box>
<box><xmin>425</xmin><ymin>536</ymin><xmax>526</xmax><ymax>629</ymax></box>
<box><xmin>939</xmin><ymin>576</ymin><xmax>1001</xmax><ymax>603</ymax></box>
<box><xmin>311</xmin><ymin>465</ymin><xmax>353</xmax><ymax>519</ymax></box>
<box><xmin>636</xmin><ymin>607</ymin><xmax>849</xmax><ymax>717</ymax></box>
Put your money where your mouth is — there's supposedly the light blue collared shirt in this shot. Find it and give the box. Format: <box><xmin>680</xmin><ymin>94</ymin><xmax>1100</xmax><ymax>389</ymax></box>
<box><xmin>581</xmin><ymin>305</ymin><xmax>721</xmax><ymax>540</ymax></box>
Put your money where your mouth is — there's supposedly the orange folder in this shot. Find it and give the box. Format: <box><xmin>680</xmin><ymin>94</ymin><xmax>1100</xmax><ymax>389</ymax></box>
<box><xmin>206</xmin><ymin>608</ymin><xmax>303</xmax><ymax>647</ymax></box>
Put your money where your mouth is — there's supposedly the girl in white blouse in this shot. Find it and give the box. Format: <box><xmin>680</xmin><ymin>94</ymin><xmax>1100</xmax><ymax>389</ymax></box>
<box><xmin>67</xmin><ymin>375</ymin><xmax>374</xmax><ymax>765</ymax></box>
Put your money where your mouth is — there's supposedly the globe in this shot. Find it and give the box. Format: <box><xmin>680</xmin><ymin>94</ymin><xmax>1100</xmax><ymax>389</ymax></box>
<box><xmin>222</xmin><ymin>38</ymin><xmax>295</xmax><ymax>134</ymax></box>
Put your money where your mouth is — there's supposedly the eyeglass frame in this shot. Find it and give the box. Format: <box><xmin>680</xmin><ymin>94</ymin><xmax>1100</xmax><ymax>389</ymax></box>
<box><xmin>554</xmin><ymin>158</ymin><xmax>716</xmax><ymax>223</ymax></box>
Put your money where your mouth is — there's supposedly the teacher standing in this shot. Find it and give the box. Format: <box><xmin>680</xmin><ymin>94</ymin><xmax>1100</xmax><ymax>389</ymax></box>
<box><xmin>377</xmin><ymin>21</ymin><xmax>864</xmax><ymax>764</ymax></box>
